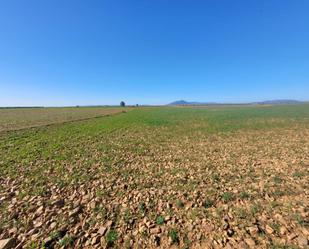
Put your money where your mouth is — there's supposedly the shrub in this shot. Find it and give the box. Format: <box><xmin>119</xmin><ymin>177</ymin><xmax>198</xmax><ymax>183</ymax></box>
<box><xmin>176</xmin><ymin>199</ymin><xmax>184</xmax><ymax>208</ymax></box>
<box><xmin>156</xmin><ymin>215</ymin><xmax>165</xmax><ymax>225</ymax></box>
<box><xmin>169</xmin><ymin>229</ymin><xmax>179</xmax><ymax>244</ymax></box>
<box><xmin>240</xmin><ymin>191</ymin><xmax>250</xmax><ymax>199</ymax></box>
<box><xmin>222</xmin><ymin>192</ymin><xmax>234</xmax><ymax>202</ymax></box>
<box><xmin>203</xmin><ymin>199</ymin><xmax>214</xmax><ymax>208</ymax></box>
<box><xmin>106</xmin><ymin>230</ymin><xmax>118</xmax><ymax>246</ymax></box>
<box><xmin>139</xmin><ymin>202</ymin><xmax>146</xmax><ymax>214</ymax></box>
<box><xmin>58</xmin><ymin>236</ymin><xmax>74</xmax><ymax>247</ymax></box>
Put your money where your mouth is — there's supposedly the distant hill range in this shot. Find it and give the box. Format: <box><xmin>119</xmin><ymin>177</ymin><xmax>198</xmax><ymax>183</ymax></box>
<box><xmin>251</xmin><ymin>100</ymin><xmax>304</xmax><ymax>105</ymax></box>
<box><xmin>168</xmin><ymin>99</ymin><xmax>304</xmax><ymax>106</ymax></box>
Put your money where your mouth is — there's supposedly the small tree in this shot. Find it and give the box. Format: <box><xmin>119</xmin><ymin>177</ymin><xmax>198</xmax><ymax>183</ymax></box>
<box><xmin>120</xmin><ymin>101</ymin><xmax>125</xmax><ymax>107</ymax></box>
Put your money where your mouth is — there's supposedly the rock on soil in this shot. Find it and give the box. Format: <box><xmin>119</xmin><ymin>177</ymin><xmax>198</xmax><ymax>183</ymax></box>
<box><xmin>0</xmin><ymin>239</ymin><xmax>15</xmax><ymax>249</ymax></box>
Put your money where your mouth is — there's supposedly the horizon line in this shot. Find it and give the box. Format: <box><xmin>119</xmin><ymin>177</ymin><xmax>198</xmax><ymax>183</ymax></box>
<box><xmin>1</xmin><ymin>99</ymin><xmax>308</xmax><ymax>108</ymax></box>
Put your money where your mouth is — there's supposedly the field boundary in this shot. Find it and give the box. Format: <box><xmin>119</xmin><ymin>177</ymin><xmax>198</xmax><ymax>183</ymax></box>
<box><xmin>0</xmin><ymin>110</ymin><xmax>128</xmax><ymax>134</ymax></box>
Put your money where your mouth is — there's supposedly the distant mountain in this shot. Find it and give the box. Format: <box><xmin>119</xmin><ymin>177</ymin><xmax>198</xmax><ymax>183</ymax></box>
<box><xmin>253</xmin><ymin>99</ymin><xmax>303</xmax><ymax>105</ymax></box>
<box><xmin>168</xmin><ymin>100</ymin><xmax>217</xmax><ymax>106</ymax></box>
<box><xmin>168</xmin><ymin>99</ymin><xmax>304</xmax><ymax>106</ymax></box>
<box><xmin>167</xmin><ymin>100</ymin><xmax>188</xmax><ymax>105</ymax></box>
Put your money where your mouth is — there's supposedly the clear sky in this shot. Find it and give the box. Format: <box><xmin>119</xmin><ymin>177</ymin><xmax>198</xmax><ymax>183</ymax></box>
<box><xmin>0</xmin><ymin>0</ymin><xmax>308</xmax><ymax>106</ymax></box>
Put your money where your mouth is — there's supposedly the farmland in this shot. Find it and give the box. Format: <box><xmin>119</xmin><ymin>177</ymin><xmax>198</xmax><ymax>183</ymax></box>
<box><xmin>0</xmin><ymin>105</ymin><xmax>308</xmax><ymax>248</ymax></box>
<box><xmin>0</xmin><ymin>107</ymin><xmax>127</xmax><ymax>132</ymax></box>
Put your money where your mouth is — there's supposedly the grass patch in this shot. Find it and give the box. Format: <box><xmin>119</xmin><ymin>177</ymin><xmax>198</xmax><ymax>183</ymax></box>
<box><xmin>106</xmin><ymin>230</ymin><xmax>118</xmax><ymax>246</ymax></box>
<box><xmin>156</xmin><ymin>215</ymin><xmax>165</xmax><ymax>225</ymax></box>
<box><xmin>58</xmin><ymin>236</ymin><xmax>74</xmax><ymax>247</ymax></box>
<box><xmin>203</xmin><ymin>199</ymin><xmax>214</xmax><ymax>208</ymax></box>
<box><xmin>222</xmin><ymin>192</ymin><xmax>234</xmax><ymax>202</ymax></box>
<box><xmin>240</xmin><ymin>191</ymin><xmax>250</xmax><ymax>199</ymax></box>
<box><xmin>169</xmin><ymin>229</ymin><xmax>179</xmax><ymax>244</ymax></box>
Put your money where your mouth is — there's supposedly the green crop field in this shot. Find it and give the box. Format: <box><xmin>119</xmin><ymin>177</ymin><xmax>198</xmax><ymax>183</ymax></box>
<box><xmin>0</xmin><ymin>105</ymin><xmax>308</xmax><ymax>248</ymax></box>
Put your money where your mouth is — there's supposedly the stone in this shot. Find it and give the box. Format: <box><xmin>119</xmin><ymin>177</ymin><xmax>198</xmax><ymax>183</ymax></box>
<box><xmin>165</xmin><ymin>216</ymin><xmax>171</xmax><ymax>221</ymax></box>
<box><xmin>247</xmin><ymin>226</ymin><xmax>259</xmax><ymax>235</ymax></box>
<box><xmin>297</xmin><ymin>236</ymin><xmax>308</xmax><ymax>248</ymax></box>
<box><xmin>265</xmin><ymin>225</ymin><xmax>274</xmax><ymax>234</ymax></box>
<box><xmin>222</xmin><ymin>221</ymin><xmax>229</xmax><ymax>230</ymax></box>
<box><xmin>279</xmin><ymin>226</ymin><xmax>287</xmax><ymax>235</ymax></box>
<box><xmin>8</xmin><ymin>227</ymin><xmax>17</xmax><ymax>235</ymax></box>
<box><xmin>35</xmin><ymin>206</ymin><xmax>44</xmax><ymax>215</ymax></box>
<box><xmin>287</xmin><ymin>233</ymin><xmax>297</xmax><ymax>241</ymax></box>
<box><xmin>244</xmin><ymin>238</ymin><xmax>256</xmax><ymax>247</ymax></box>
<box><xmin>27</xmin><ymin>228</ymin><xmax>39</xmax><ymax>236</ymax></box>
<box><xmin>100</xmin><ymin>237</ymin><xmax>107</xmax><ymax>247</ymax></box>
<box><xmin>0</xmin><ymin>238</ymin><xmax>15</xmax><ymax>249</ymax></box>
<box><xmin>69</xmin><ymin>207</ymin><xmax>82</xmax><ymax>217</ymax></box>
<box><xmin>227</xmin><ymin>229</ymin><xmax>234</xmax><ymax>237</ymax></box>
<box><xmin>150</xmin><ymin>227</ymin><xmax>161</xmax><ymax>234</ymax></box>
<box><xmin>238</xmin><ymin>241</ymin><xmax>249</xmax><ymax>249</ymax></box>
<box><xmin>205</xmin><ymin>225</ymin><xmax>214</xmax><ymax>234</ymax></box>
<box><xmin>90</xmin><ymin>201</ymin><xmax>97</xmax><ymax>210</ymax></box>
<box><xmin>50</xmin><ymin>222</ymin><xmax>57</xmax><ymax>229</ymax></box>
<box><xmin>98</xmin><ymin>226</ymin><xmax>107</xmax><ymax>236</ymax></box>
<box><xmin>91</xmin><ymin>236</ymin><xmax>100</xmax><ymax>245</ymax></box>
<box><xmin>224</xmin><ymin>243</ymin><xmax>233</xmax><ymax>249</ymax></box>
<box><xmin>34</xmin><ymin>221</ymin><xmax>43</xmax><ymax>228</ymax></box>
<box><xmin>106</xmin><ymin>220</ymin><xmax>113</xmax><ymax>228</ymax></box>
<box><xmin>139</xmin><ymin>226</ymin><xmax>146</xmax><ymax>234</ymax></box>
<box><xmin>168</xmin><ymin>236</ymin><xmax>173</xmax><ymax>246</ymax></box>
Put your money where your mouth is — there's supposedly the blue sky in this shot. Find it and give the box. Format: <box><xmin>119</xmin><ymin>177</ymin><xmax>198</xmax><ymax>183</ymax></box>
<box><xmin>0</xmin><ymin>0</ymin><xmax>308</xmax><ymax>106</ymax></box>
